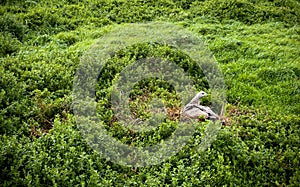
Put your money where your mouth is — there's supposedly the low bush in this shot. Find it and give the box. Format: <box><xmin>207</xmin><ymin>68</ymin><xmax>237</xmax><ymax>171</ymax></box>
<box><xmin>0</xmin><ymin>0</ymin><xmax>299</xmax><ymax>186</ymax></box>
<box><xmin>0</xmin><ymin>14</ymin><xmax>26</xmax><ymax>40</ymax></box>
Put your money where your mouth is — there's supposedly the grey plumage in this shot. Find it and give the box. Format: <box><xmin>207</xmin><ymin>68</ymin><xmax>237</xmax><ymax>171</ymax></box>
<box><xmin>181</xmin><ymin>91</ymin><xmax>220</xmax><ymax>121</ymax></box>
<box><xmin>196</xmin><ymin>105</ymin><xmax>219</xmax><ymax>121</ymax></box>
<box><xmin>181</xmin><ymin>91</ymin><xmax>207</xmax><ymax>113</ymax></box>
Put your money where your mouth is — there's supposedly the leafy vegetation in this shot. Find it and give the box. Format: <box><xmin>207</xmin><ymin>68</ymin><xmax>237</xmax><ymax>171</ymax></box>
<box><xmin>0</xmin><ymin>0</ymin><xmax>299</xmax><ymax>186</ymax></box>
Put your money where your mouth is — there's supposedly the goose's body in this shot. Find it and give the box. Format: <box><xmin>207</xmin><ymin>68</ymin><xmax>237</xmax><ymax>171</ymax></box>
<box><xmin>181</xmin><ymin>91</ymin><xmax>220</xmax><ymax>121</ymax></box>
<box><xmin>181</xmin><ymin>105</ymin><xmax>209</xmax><ymax>119</ymax></box>
<box><xmin>196</xmin><ymin>105</ymin><xmax>219</xmax><ymax>121</ymax></box>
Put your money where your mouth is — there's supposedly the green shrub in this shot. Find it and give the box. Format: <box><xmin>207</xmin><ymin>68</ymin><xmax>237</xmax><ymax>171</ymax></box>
<box><xmin>189</xmin><ymin>0</ymin><xmax>300</xmax><ymax>25</ymax></box>
<box><xmin>22</xmin><ymin>7</ymin><xmax>76</xmax><ymax>34</ymax></box>
<box><xmin>0</xmin><ymin>33</ymin><xmax>21</xmax><ymax>57</ymax></box>
<box><xmin>0</xmin><ymin>0</ymin><xmax>299</xmax><ymax>186</ymax></box>
<box><xmin>0</xmin><ymin>14</ymin><xmax>26</xmax><ymax>40</ymax></box>
<box><xmin>56</xmin><ymin>32</ymin><xmax>80</xmax><ymax>46</ymax></box>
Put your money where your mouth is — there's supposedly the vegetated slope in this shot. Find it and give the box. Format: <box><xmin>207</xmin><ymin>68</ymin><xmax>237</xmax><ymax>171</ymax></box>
<box><xmin>0</xmin><ymin>0</ymin><xmax>299</xmax><ymax>186</ymax></box>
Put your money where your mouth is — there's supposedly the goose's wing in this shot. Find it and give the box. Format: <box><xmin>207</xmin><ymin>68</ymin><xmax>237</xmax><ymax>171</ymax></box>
<box><xmin>197</xmin><ymin>105</ymin><xmax>220</xmax><ymax>120</ymax></box>
<box><xmin>181</xmin><ymin>104</ymin><xmax>209</xmax><ymax>119</ymax></box>
<box><xmin>182</xmin><ymin>107</ymin><xmax>209</xmax><ymax>119</ymax></box>
<box><xmin>181</xmin><ymin>104</ymin><xmax>196</xmax><ymax>114</ymax></box>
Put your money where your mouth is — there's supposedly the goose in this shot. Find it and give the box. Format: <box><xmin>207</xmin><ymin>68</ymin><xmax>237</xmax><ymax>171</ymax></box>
<box><xmin>181</xmin><ymin>91</ymin><xmax>207</xmax><ymax>114</ymax></box>
<box><xmin>181</xmin><ymin>91</ymin><xmax>220</xmax><ymax>121</ymax></box>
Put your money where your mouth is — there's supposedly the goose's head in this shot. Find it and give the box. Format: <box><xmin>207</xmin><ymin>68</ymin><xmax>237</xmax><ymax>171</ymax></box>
<box><xmin>196</xmin><ymin>91</ymin><xmax>208</xmax><ymax>98</ymax></box>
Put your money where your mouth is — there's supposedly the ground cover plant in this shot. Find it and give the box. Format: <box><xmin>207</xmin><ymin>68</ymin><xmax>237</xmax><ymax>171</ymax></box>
<box><xmin>0</xmin><ymin>0</ymin><xmax>299</xmax><ymax>186</ymax></box>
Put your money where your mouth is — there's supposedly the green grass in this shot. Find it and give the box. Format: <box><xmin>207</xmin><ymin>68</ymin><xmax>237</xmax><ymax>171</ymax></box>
<box><xmin>0</xmin><ymin>0</ymin><xmax>299</xmax><ymax>186</ymax></box>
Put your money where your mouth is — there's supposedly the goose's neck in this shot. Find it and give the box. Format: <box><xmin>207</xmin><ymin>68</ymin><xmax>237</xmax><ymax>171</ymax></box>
<box><xmin>189</xmin><ymin>94</ymin><xmax>201</xmax><ymax>105</ymax></box>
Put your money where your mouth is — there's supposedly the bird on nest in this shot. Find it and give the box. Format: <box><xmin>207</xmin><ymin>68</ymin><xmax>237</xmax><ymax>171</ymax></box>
<box><xmin>181</xmin><ymin>91</ymin><xmax>220</xmax><ymax>122</ymax></box>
